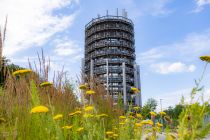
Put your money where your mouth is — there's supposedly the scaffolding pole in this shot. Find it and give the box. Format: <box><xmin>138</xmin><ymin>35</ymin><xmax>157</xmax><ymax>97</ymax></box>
<box><xmin>122</xmin><ymin>62</ymin><xmax>127</xmax><ymax>106</ymax></box>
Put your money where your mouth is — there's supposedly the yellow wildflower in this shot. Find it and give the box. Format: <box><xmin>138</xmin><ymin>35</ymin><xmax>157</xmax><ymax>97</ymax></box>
<box><xmin>156</xmin><ymin>122</ymin><xmax>163</xmax><ymax>127</ymax></box>
<box><xmin>76</xmin><ymin>127</ymin><xmax>84</xmax><ymax>132</ymax></box>
<box><xmin>119</xmin><ymin>116</ymin><xmax>126</xmax><ymax>119</ymax></box>
<box><xmin>150</xmin><ymin>111</ymin><xmax>157</xmax><ymax>116</ymax></box>
<box><xmin>30</xmin><ymin>105</ymin><xmax>49</xmax><ymax>114</ymax></box>
<box><xmin>69</xmin><ymin>111</ymin><xmax>82</xmax><ymax>116</ymax></box>
<box><xmin>159</xmin><ymin>111</ymin><xmax>166</xmax><ymax>116</ymax></box>
<box><xmin>141</xmin><ymin>120</ymin><xmax>154</xmax><ymax>125</ymax></box>
<box><xmin>113</xmin><ymin>134</ymin><xmax>119</xmax><ymax>137</ymax></box>
<box><xmin>12</xmin><ymin>69</ymin><xmax>32</xmax><ymax>76</ymax></box>
<box><xmin>53</xmin><ymin>114</ymin><xmax>63</xmax><ymax>120</ymax></box>
<box><xmin>130</xmin><ymin>87</ymin><xmax>140</xmax><ymax>93</ymax></box>
<box><xmin>119</xmin><ymin>122</ymin><xmax>125</xmax><ymax>125</ymax></box>
<box><xmin>133</xmin><ymin>106</ymin><xmax>140</xmax><ymax>110</ymax></box>
<box><xmin>84</xmin><ymin>106</ymin><xmax>94</xmax><ymax>112</ymax></box>
<box><xmin>200</xmin><ymin>55</ymin><xmax>210</xmax><ymax>63</ymax></box>
<box><xmin>96</xmin><ymin>114</ymin><xmax>108</xmax><ymax>118</ymax></box>
<box><xmin>106</xmin><ymin>131</ymin><xmax>114</xmax><ymax>135</ymax></box>
<box><xmin>40</xmin><ymin>82</ymin><xmax>53</xmax><ymax>87</ymax></box>
<box><xmin>86</xmin><ymin>90</ymin><xmax>95</xmax><ymax>95</ymax></box>
<box><xmin>135</xmin><ymin>123</ymin><xmax>142</xmax><ymax>127</ymax></box>
<box><xmin>62</xmin><ymin>125</ymin><xmax>73</xmax><ymax>129</ymax></box>
<box><xmin>136</xmin><ymin>113</ymin><xmax>142</xmax><ymax>118</ymax></box>
<box><xmin>79</xmin><ymin>84</ymin><xmax>87</xmax><ymax>90</ymax></box>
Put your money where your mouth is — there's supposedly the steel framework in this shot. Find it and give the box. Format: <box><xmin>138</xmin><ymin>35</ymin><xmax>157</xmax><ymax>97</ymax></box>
<box><xmin>83</xmin><ymin>12</ymin><xmax>141</xmax><ymax>106</ymax></box>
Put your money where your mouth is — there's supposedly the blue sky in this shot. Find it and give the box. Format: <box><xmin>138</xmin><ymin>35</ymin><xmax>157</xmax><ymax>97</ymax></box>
<box><xmin>0</xmin><ymin>0</ymin><xmax>210</xmax><ymax>110</ymax></box>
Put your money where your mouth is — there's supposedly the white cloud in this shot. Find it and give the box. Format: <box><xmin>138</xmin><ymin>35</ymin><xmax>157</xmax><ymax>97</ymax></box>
<box><xmin>151</xmin><ymin>62</ymin><xmax>196</xmax><ymax>74</ymax></box>
<box><xmin>138</xmin><ymin>48</ymin><xmax>164</xmax><ymax>63</ymax></box>
<box><xmin>0</xmin><ymin>0</ymin><xmax>79</xmax><ymax>56</ymax></box>
<box><xmin>193</xmin><ymin>0</ymin><xmax>210</xmax><ymax>12</ymax></box>
<box><xmin>54</xmin><ymin>40</ymin><xmax>81</xmax><ymax>56</ymax></box>
<box><xmin>137</xmin><ymin>29</ymin><xmax>210</xmax><ymax>71</ymax></box>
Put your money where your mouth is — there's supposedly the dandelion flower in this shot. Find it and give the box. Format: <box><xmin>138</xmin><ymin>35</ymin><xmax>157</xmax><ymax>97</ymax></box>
<box><xmin>130</xmin><ymin>87</ymin><xmax>140</xmax><ymax>94</ymax></box>
<box><xmin>40</xmin><ymin>82</ymin><xmax>53</xmax><ymax>87</ymax></box>
<box><xmin>200</xmin><ymin>55</ymin><xmax>210</xmax><ymax>63</ymax></box>
<box><xmin>150</xmin><ymin>111</ymin><xmax>157</xmax><ymax>116</ymax></box>
<box><xmin>135</xmin><ymin>123</ymin><xmax>142</xmax><ymax>127</ymax></box>
<box><xmin>69</xmin><ymin>111</ymin><xmax>82</xmax><ymax>116</ymax></box>
<box><xmin>156</xmin><ymin>122</ymin><xmax>163</xmax><ymax>127</ymax></box>
<box><xmin>106</xmin><ymin>131</ymin><xmax>114</xmax><ymax>135</ymax></box>
<box><xmin>159</xmin><ymin>111</ymin><xmax>166</xmax><ymax>116</ymax></box>
<box><xmin>86</xmin><ymin>90</ymin><xmax>95</xmax><ymax>95</ymax></box>
<box><xmin>76</xmin><ymin>127</ymin><xmax>84</xmax><ymax>132</ymax></box>
<box><xmin>53</xmin><ymin>114</ymin><xmax>63</xmax><ymax>120</ymax></box>
<box><xmin>119</xmin><ymin>122</ymin><xmax>125</xmax><ymax>125</ymax></box>
<box><xmin>84</xmin><ymin>106</ymin><xmax>94</xmax><ymax>112</ymax></box>
<box><xmin>136</xmin><ymin>113</ymin><xmax>142</xmax><ymax>118</ymax></box>
<box><xmin>141</xmin><ymin>120</ymin><xmax>153</xmax><ymax>125</ymax></box>
<box><xmin>62</xmin><ymin>125</ymin><xmax>73</xmax><ymax>129</ymax></box>
<box><xmin>12</xmin><ymin>69</ymin><xmax>32</xmax><ymax>76</ymax></box>
<box><xmin>79</xmin><ymin>84</ymin><xmax>87</xmax><ymax>90</ymax></box>
<box><xmin>119</xmin><ymin>116</ymin><xmax>126</xmax><ymax>119</ymax></box>
<box><xmin>30</xmin><ymin>105</ymin><xmax>49</xmax><ymax>114</ymax></box>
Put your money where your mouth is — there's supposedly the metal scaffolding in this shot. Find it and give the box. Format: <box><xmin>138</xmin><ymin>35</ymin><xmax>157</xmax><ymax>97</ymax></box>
<box><xmin>84</xmin><ymin>10</ymin><xmax>141</xmax><ymax>106</ymax></box>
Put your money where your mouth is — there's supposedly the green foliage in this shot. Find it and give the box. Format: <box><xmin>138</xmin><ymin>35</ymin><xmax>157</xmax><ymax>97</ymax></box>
<box><xmin>164</xmin><ymin>104</ymin><xmax>184</xmax><ymax>126</ymax></box>
<box><xmin>141</xmin><ymin>98</ymin><xmax>157</xmax><ymax>119</ymax></box>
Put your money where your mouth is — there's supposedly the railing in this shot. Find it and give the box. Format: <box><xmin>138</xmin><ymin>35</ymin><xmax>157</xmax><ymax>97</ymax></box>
<box><xmin>86</xmin><ymin>25</ymin><xmax>134</xmax><ymax>37</ymax></box>
<box><xmin>94</xmin><ymin>59</ymin><xmax>134</xmax><ymax>66</ymax></box>
<box><xmin>85</xmin><ymin>15</ymin><xmax>133</xmax><ymax>29</ymax></box>
<box><xmin>91</xmin><ymin>50</ymin><xmax>135</xmax><ymax>59</ymax></box>
<box><xmin>94</xmin><ymin>67</ymin><xmax>134</xmax><ymax>75</ymax></box>
<box><xmin>86</xmin><ymin>42</ymin><xmax>134</xmax><ymax>53</ymax></box>
<box><xmin>100</xmin><ymin>76</ymin><xmax>134</xmax><ymax>83</ymax></box>
<box><xmin>86</xmin><ymin>33</ymin><xmax>134</xmax><ymax>45</ymax></box>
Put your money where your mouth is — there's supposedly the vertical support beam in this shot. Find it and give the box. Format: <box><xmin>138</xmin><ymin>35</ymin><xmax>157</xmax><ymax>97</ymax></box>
<box><xmin>134</xmin><ymin>63</ymin><xmax>142</xmax><ymax>107</ymax></box>
<box><xmin>90</xmin><ymin>59</ymin><xmax>94</xmax><ymax>105</ymax></box>
<box><xmin>106</xmin><ymin>59</ymin><xmax>109</xmax><ymax>96</ymax></box>
<box><xmin>90</xmin><ymin>59</ymin><xmax>94</xmax><ymax>78</ymax></box>
<box><xmin>122</xmin><ymin>62</ymin><xmax>127</xmax><ymax>106</ymax></box>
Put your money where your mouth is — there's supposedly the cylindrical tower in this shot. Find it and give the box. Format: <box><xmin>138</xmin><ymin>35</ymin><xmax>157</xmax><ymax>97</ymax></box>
<box><xmin>84</xmin><ymin>11</ymin><xmax>140</xmax><ymax>105</ymax></box>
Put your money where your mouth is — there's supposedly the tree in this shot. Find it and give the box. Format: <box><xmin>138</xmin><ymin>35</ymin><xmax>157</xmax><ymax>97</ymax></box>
<box><xmin>141</xmin><ymin>98</ymin><xmax>158</xmax><ymax>119</ymax></box>
<box><xmin>0</xmin><ymin>57</ymin><xmax>23</xmax><ymax>86</ymax></box>
<box><xmin>164</xmin><ymin>104</ymin><xmax>185</xmax><ymax>126</ymax></box>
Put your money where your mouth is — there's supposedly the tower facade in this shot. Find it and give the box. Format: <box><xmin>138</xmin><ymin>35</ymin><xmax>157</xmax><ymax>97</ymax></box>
<box><xmin>83</xmin><ymin>10</ymin><xmax>141</xmax><ymax>106</ymax></box>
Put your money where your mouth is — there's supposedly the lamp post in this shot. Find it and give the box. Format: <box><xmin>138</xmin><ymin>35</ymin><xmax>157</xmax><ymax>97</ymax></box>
<box><xmin>160</xmin><ymin>99</ymin><xmax>163</xmax><ymax>111</ymax></box>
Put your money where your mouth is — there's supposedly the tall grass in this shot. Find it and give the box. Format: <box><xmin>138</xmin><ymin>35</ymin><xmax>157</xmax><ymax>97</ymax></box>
<box><xmin>0</xmin><ymin>50</ymin><xmax>210</xmax><ymax>139</ymax></box>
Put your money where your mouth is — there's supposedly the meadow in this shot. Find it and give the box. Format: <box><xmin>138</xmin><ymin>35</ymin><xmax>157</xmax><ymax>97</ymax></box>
<box><xmin>0</xmin><ymin>54</ymin><xmax>210</xmax><ymax>140</ymax></box>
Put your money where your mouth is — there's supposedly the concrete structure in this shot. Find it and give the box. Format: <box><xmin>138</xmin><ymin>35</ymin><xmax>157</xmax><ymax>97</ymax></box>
<box><xmin>82</xmin><ymin>10</ymin><xmax>141</xmax><ymax>106</ymax></box>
